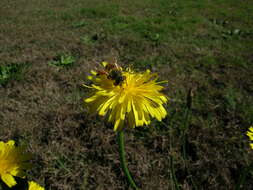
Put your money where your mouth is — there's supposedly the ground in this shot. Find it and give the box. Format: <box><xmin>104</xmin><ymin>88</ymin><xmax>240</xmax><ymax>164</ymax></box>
<box><xmin>0</xmin><ymin>0</ymin><xmax>253</xmax><ymax>189</ymax></box>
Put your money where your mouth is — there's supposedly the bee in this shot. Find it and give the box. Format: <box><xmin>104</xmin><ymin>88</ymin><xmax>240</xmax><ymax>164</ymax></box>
<box><xmin>96</xmin><ymin>62</ymin><xmax>126</xmax><ymax>86</ymax></box>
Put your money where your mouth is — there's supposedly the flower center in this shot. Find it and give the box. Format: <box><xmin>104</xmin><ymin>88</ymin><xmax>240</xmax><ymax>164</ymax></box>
<box><xmin>121</xmin><ymin>80</ymin><xmax>139</xmax><ymax>95</ymax></box>
<box><xmin>0</xmin><ymin>159</ymin><xmax>12</xmax><ymax>173</ymax></box>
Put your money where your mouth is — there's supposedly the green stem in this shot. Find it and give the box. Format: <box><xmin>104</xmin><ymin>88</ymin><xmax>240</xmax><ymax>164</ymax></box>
<box><xmin>236</xmin><ymin>162</ymin><xmax>253</xmax><ymax>190</ymax></box>
<box><xmin>182</xmin><ymin>108</ymin><xmax>190</xmax><ymax>161</ymax></box>
<box><xmin>170</xmin><ymin>155</ymin><xmax>180</xmax><ymax>190</ymax></box>
<box><xmin>118</xmin><ymin>131</ymin><xmax>139</xmax><ymax>190</ymax></box>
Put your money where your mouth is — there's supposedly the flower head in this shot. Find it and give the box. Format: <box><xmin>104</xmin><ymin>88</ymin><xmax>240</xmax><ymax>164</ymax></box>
<box><xmin>84</xmin><ymin>62</ymin><xmax>168</xmax><ymax>131</ymax></box>
<box><xmin>28</xmin><ymin>181</ymin><xmax>45</xmax><ymax>190</ymax></box>
<box><xmin>246</xmin><ymin>126</ymin><xmax>253</xmax><ymax>149</ymax></box>
<box><xmin>0</xmin><ymin>140</ymin><xmax>32</xmax><ymax>187</ymax></box>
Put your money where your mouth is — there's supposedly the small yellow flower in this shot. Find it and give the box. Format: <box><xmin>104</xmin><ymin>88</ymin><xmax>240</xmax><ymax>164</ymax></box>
<box><xmin>28</xmin><ymin>181</ymin><xmax>45</xmax><ymax>190</ymax></box>
<box><xmin>84</xmin><ymin>62</ymin><xmax>168</xmax><ymax>131</ymax></box>
<box><xmin>0</xmin><ymin>140</ymin><xmax>32</xmax><ymax>187</ymax></box>
<box><xmin>246</xmin><ymin>126</ymin><xmax>253</xmax><ymax>149</ymax></box>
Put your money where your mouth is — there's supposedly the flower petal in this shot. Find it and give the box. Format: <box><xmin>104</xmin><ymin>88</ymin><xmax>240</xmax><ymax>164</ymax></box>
<box><xmin>1</xmin><ymin>173</ymin><xmax>17</xmax><ymax>187</ymax></box>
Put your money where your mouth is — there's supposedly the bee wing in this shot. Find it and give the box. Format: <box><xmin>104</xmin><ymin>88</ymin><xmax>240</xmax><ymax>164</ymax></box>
<box><xmin>114</xmin><ymin>59</ymin><xmax>123</xmax><ymax>71</ymax></box>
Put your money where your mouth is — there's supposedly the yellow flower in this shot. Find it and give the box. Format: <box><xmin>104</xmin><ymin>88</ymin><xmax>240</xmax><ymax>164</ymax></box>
<box><xmin>84</xmin><ymin>62</ymin><xmax>168</xmax><ymax>131</ymax></box>
<box><xmin>246</xmin><ymin>126</ymin><xmax>253</xmax><ymax>149</ymax></box>
<box><xmin>0</xmin><ymin>140</ymin><xmax>32</xmax><ymax>187</ymax></box>
<box><xmin>28</xmin><ymin>181</ymin><xmax>45</xmax><ymax>190</ymax></box>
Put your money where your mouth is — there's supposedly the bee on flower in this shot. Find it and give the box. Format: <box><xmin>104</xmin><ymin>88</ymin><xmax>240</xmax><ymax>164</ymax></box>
<box><xmin>83</xmin><ymin>61</ymin><xmax>168</xmax><ymax>131</ymax></box>
<box><xmin>96</xmin><ymin>61</ymin><xmax>126</xmax><ymax>86</ymax></box>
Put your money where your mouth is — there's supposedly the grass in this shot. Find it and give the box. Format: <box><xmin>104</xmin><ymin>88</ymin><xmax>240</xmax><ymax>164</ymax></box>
<box><xmin>0</xmin><ymin>63</ymin><xmax>30</xmax><ymax>86</ymax></box>
<box><xmin>0</xmin><ymin>0</ymin><xmax>253</xmax><ymax>189</ymax></box>
<box><xmin>48</xmin><ymin>54</ymin><xmax>75</xmax><ymax>67</ymax></box>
